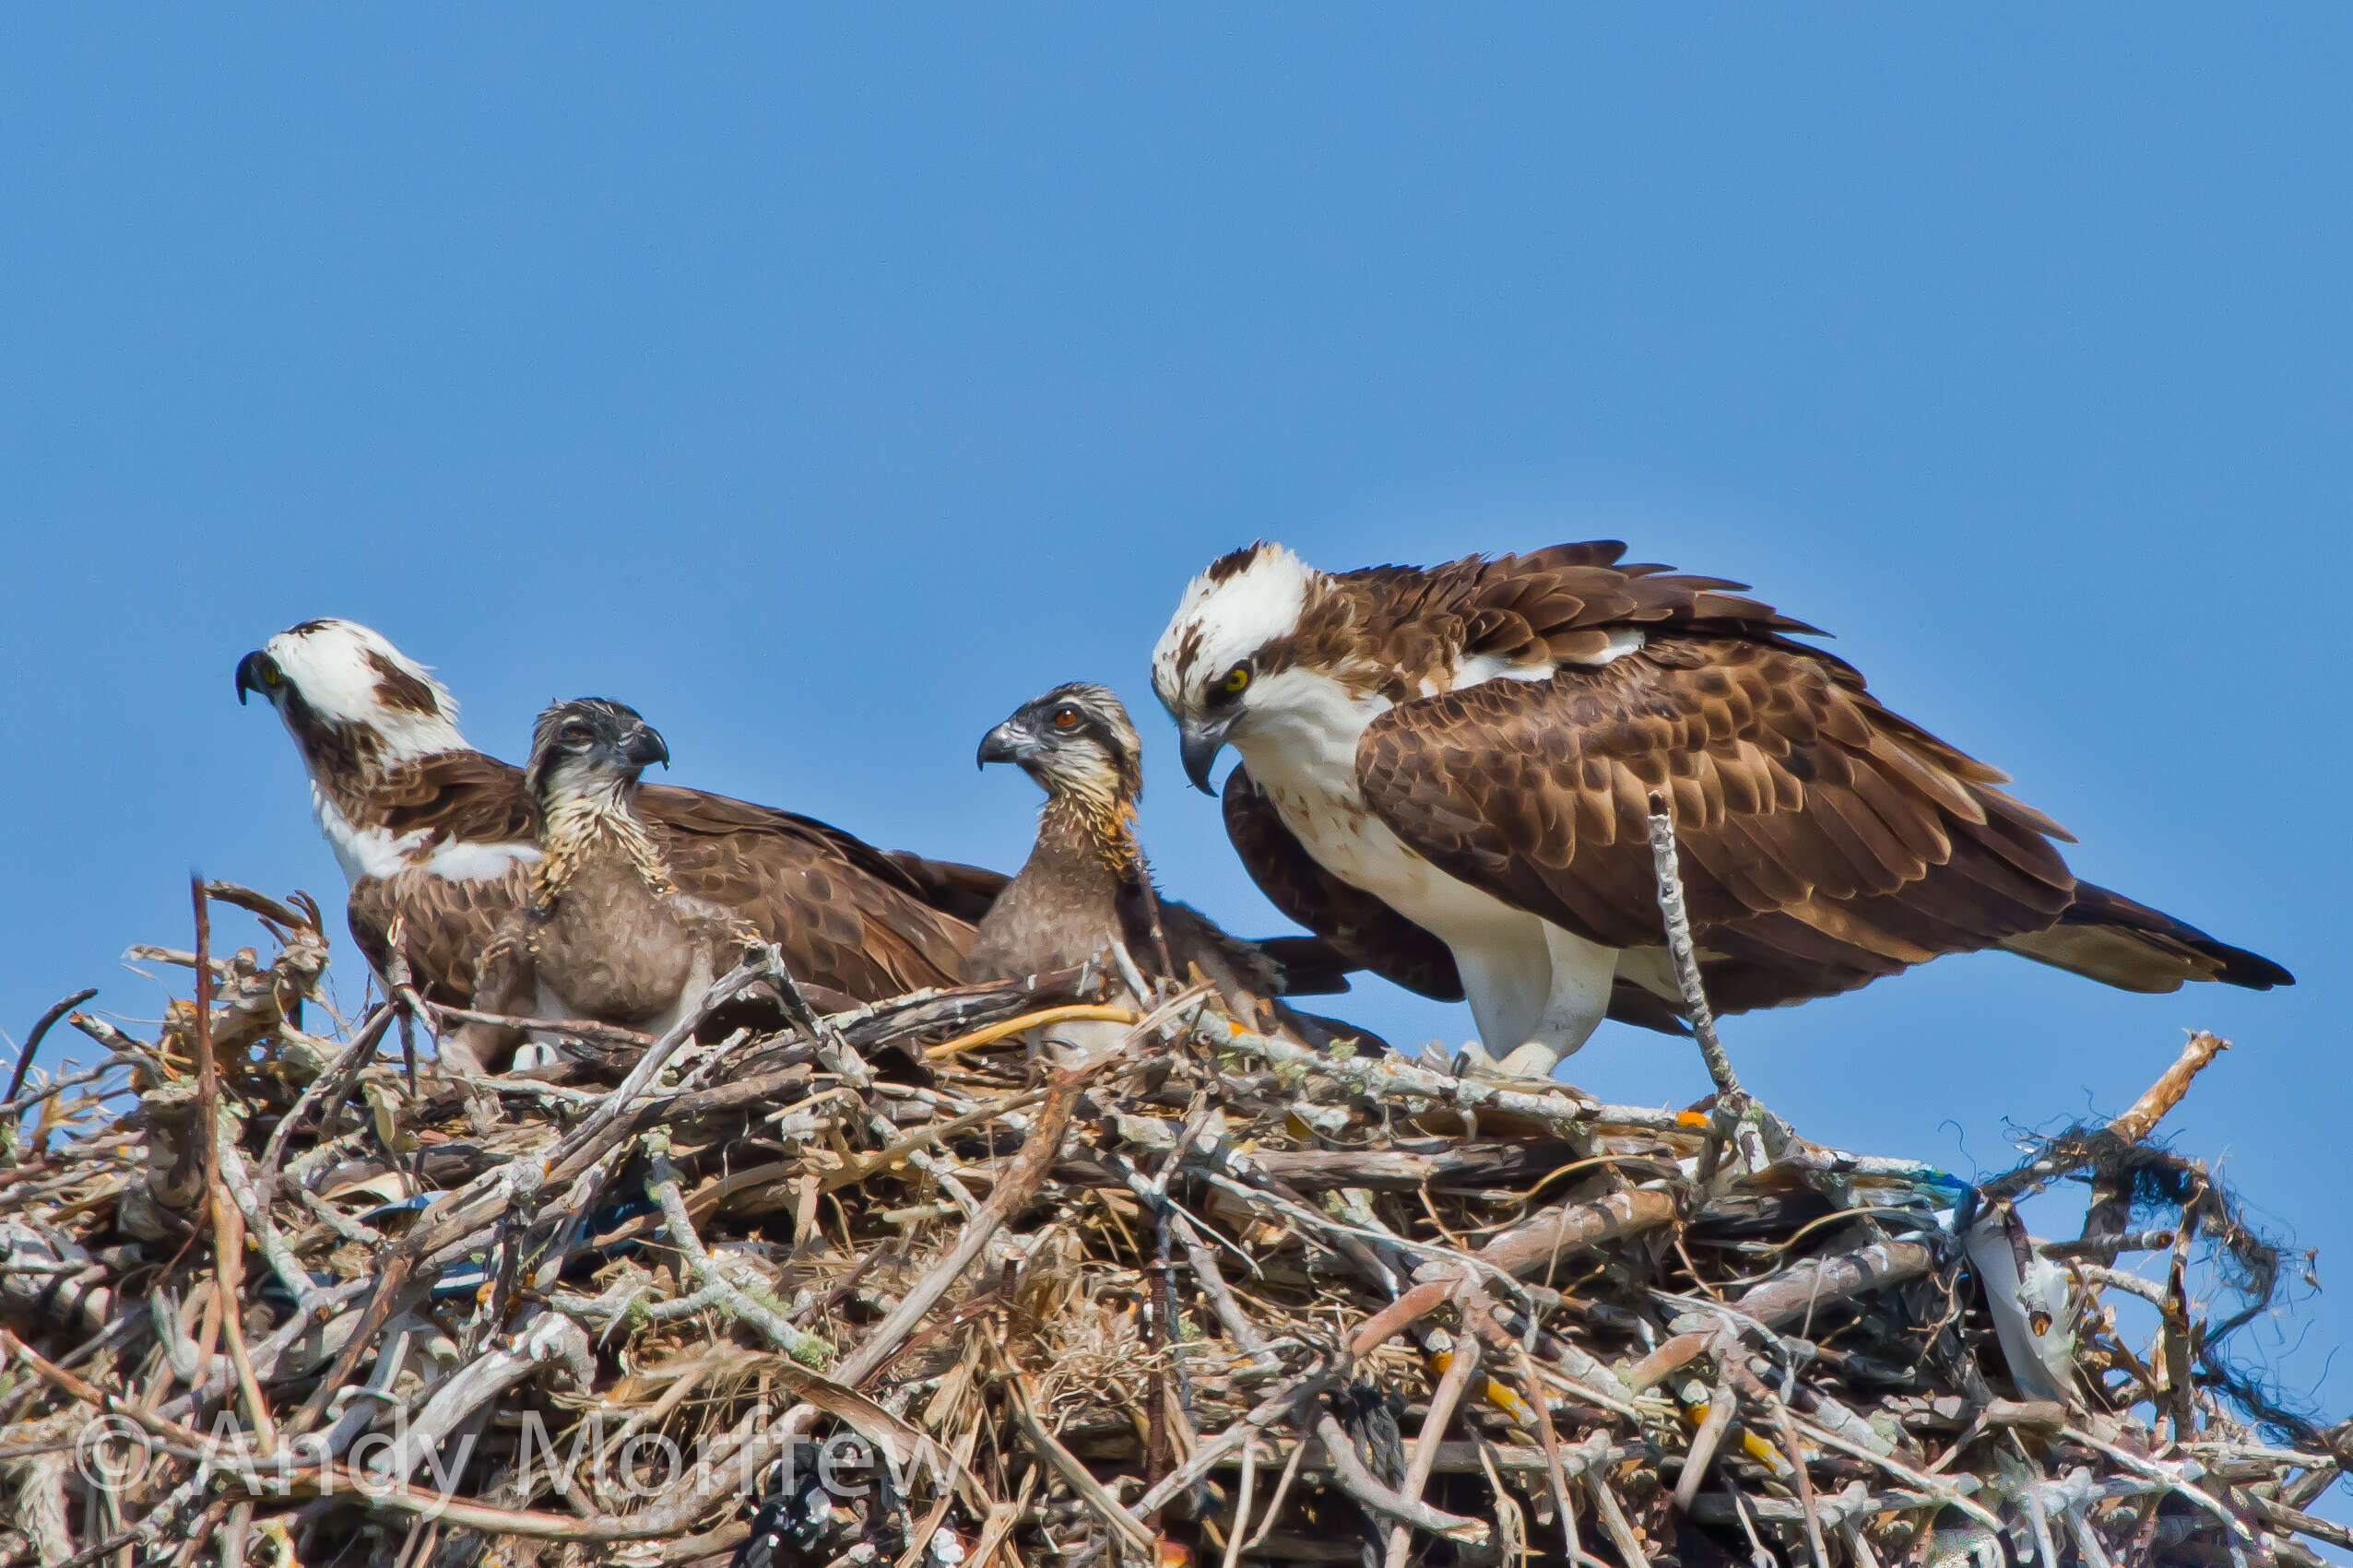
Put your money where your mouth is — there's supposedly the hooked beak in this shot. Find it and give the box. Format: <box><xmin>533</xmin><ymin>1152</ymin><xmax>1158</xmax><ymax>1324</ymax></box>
<box><xmin>1178</xmin><ymin>715</ymin><xmax>1236</xmax><ymax>795</ymax></box>
<box><xmin>234</xmin><ymin>651</ymin><xmax>275</xmax><ymax>706</ymax></box>
<box><xmin>976</xmin><ymin>719</ymin><xmax>1035</xmax><ymax>770</ymax></box>
<box><xmin>622</xmin><ymin>724</ymin><xmax>670</xmax><ymax>769</ymax></box>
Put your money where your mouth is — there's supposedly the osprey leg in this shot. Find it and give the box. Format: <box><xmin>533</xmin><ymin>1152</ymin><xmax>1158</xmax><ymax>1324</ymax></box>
<box><xmin>1448</xmin><ymin>921</ymin><xmax>1615</xmax><ymax>1079</ymax></box>
<box><xmin>1491</xmin><ymin>925</ymin><xmax>1617</xmax><ymax>1078</ymax></box>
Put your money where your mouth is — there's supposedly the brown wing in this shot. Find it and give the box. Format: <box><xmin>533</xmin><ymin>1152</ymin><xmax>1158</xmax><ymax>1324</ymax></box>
<box><xmin>1246</xmin><ymin>936</ymin><xmax>1356</xmax><ymax>996</ymax></box>
<box><xmin>635</xmin><ymin>784</ymin><xmax>979</xmax><ymax>997</ymax></box>
<box><xmin>1354</xmin><ymin>635</ymin><xmax>2081</xmax><ymax>1012</ymax></box>
<box><xmin>1222</xmin><ymin>765</ymin><xmax>1466</xmax><ymax>1001</ymax></box>
<box><xmin>881</xmin><ymin>851</ymin><xmax>1010</xmax><ymax>925</ymax></box>
<box><xmin>1110</xmin><ymin>880</ymin><xmax>1357</xmax><ymax>999</ymax></box>
<box><xmin>349</xmin><ymin>865</ymin><xmax>527</xmax><ymax>1008</ymax></box>
<box><xmin>367</xmin><ymin>749</ymin><xmax>536</xmax><ymax>845</ymax></box>
<box><xmin>343</xmin><ymin>752</ymin><xmax>997</xmax><ymax>1005</ymax></box>
<box><xmin>1150</xmin><ymin>897</ymin><xmax>1283</xmax><ymax>1005</ymax></box>
<box><xmin>339</xmin><ymin>752</ymin><xmax>539</xmax><ymax>1005</ymax></box>
<box><xmin>1221</xmin><ymin>763</ymin><xmax>1691</xmax><ymax>1032</ymax></box>
<box><xmin>1313</xmin><ymin>540</ymin><xmax>1824</xmax><ymax>695</ymax></box>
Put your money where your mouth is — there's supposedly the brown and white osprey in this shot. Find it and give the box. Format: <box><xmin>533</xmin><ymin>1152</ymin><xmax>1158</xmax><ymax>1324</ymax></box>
<box><xmin>449</xmin><ymin>699</ymin><xmax>763</xmax><ymax>1073</ymax></box>
<box><xmin>968</xmin><ymin>681</ymin><xmax>1354</xmax><ymax>1013</ymax></box>
<box><xmin>1152</xmin><ymin>540</ymin><xmax>2291</xmax><ymax>1078</ymax></box>
<box><xmin>236</xmin><ymin>619</ymin><xmax>1004</xmax><ymax>1011</ymax></box>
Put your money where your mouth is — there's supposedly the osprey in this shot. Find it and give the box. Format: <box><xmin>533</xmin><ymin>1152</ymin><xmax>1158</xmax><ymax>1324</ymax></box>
<box><xmin>969</xmin><ymin>681</ymin><xmax>1355</xmax><ymax>1015</ymax></box>
<box><xmin>236</xmin><ymin>619</ymin><xmax>1005</xmax><ymax>1012</ymax></box>
<box><xmin>451</xmin><ymin>699</ymin><xmax>763</xmax><ymax>1073</ymax></box>
<box><xmin>1152</xmin><ymin>540</ymin><xmax>2291</xmax><ymax>1079</ymax></box>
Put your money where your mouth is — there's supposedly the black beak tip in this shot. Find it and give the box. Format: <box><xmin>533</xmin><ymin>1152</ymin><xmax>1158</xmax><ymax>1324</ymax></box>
<box><xmin>976</xmin><ymin>725</ymin><xmax>1022</xmax><ymax>769</ymax></box>
<box><xmin>624</xmin><ymin>727</ymin><xmax>670</xmax><ymax>769</ymax></box>
<box><xmin>234</xmin><ymin>652</ymin><xmax>265</xmax><ymax>706</ymax></box>
<box><xmin>1178</xmin><ymin>726</ymin><xmax>1228</xmax><ymax>795</ymax></box>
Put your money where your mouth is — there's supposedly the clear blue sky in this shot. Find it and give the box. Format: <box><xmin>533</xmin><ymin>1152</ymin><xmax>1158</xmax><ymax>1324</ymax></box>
<box><xmin>5</xmin><ymin>9</ymin><xmax>2347</xmax><ymax>1443</ymax></box>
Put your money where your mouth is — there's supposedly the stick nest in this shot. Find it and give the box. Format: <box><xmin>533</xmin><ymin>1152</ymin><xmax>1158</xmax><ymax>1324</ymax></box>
<box><xmin>0</xmin><ymin>881</ymin><xmax>2345</xmax><ymax>1568</ymax></box>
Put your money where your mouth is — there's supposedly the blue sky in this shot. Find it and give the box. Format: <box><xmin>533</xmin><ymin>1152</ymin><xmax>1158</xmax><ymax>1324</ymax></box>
<box><xmin>5</xmin><ymin>9</ymin><xmax>2348</xmax><ymax>1444</ymax></box>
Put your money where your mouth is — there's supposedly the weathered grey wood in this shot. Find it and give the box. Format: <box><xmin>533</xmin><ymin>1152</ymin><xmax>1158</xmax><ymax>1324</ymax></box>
<box><xmin>1673</xmin><ymin>1236</ymin><xmax>1939</xmax><ymax>1334</ymax></box>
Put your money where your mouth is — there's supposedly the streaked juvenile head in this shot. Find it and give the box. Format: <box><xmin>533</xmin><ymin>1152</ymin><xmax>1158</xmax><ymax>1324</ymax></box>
<box><xmin>524</xmin><ymin>698</ymin><xmax>670</xmax><ymax>808</ymax></box>
<box><xmin>976</xmin><ymin>682</ymin><xmax>1143</xmax><ymax>811</ymax></box>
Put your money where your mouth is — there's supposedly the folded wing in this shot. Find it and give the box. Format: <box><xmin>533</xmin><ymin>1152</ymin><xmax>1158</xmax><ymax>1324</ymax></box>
<box><xmin>1354</xmin><ymin>635</ymin><xmax>2086</xmax><ymax>1011</ymax></box>
<box><xmin>637</xmin><ymin>783</ymin><xmax>992</xmax><ymax>997</ymax></box>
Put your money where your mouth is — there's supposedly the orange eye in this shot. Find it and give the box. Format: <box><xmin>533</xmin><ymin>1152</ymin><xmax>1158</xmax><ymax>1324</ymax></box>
<box><xmin>1053</xmin><ymin>709</ymin><xmax>1080</xmax><ymax>728</ymax></box>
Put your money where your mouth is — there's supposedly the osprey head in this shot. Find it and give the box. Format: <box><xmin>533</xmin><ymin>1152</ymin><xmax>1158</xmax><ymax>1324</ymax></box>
<box><xmin>976</xmin><ymin>682</ymin><xmax>1143</xmax><ymax>810</ymax></box>
<box><xmin>236</xmin><ymin>619</ymin><xmax>467</xmax><ymax>779</ymax></box>
<box><xmin>524</xmin><ymin>698</ymin><xmax>669</xmax><ymax>808</ymax></box>
<box><xmin>1150</xmin><ymin>541</ymin><xmax>1320</xmax><ymax>792</ymax></box>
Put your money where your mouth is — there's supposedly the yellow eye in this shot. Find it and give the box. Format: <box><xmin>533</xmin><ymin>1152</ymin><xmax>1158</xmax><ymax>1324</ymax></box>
<box><xmin>261</xmin><ymin>666</ymin><xmax>282</xmax><ymax>687</ymax></box>
<box><xmin>1219</xmin><ymin>665</ymin><xmax>1251</xmax><ymax>696</ymax></box>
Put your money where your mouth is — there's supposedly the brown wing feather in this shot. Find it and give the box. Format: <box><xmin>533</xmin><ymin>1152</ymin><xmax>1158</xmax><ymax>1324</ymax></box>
<box><xmin>1152</xmin><ymin>897</ymin><xmax>1283</xmax><ymax>999</ymax></box>
<box><xmin>1354</xmin><ymin>634</ymin><xmax>2079</xmax><ymax>1012</ymax></box>
<box><xmin>880</xmin><ymin>851</ymin><xmax>1011</xmax><ymax>925</ymax></box>
<box><xmin>349</xmin><ymin>866</ymin><xmax>526</xmax><ymax>1007</ymax></box>
<box><xmin>343</xmin><ymin>757</ymin><xmax>991</xmax><ymax>1005</ymax></box>
<box><xmin>635</xmin><ymin>784</ymin><xmax>978</xmax><ymax>996</ymax></box>
<box><xmin>1223</xmin><ymin>766</ymin><xmax>1466</xmax><ymax>1000</ymax></box>
<box><xmin>1220</xmin><ymin>765</ymin><xmax>1693</xmax><ymax>1033</ymax></box>
<box><xmin>1310</xmin><ymin>542</ymin><xmax>1828</xmax><ymax>694</ymax></box>
<box><xmin>1120</xmin><ymin>887</ymin><xmax>1360</xmax><ymax>999</ymax></box>
<box><xmin>368</xmin><ymin>750</ymin><xmax>537</xmax><ymax>845</ymax></box>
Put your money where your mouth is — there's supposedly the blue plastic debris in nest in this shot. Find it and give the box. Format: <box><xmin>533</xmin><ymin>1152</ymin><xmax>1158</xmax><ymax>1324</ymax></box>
<box><xmin>425</xmin><ymin>1191</ymin><xmax>667</xmax><ymax>1299</ymax></box>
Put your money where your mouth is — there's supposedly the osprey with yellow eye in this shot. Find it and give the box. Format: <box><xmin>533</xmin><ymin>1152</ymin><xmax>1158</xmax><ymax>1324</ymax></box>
<box><xmin>1153</xmin><ymin>539</ymin><xmax>2291</xmax><ymax>1080</ymax></box>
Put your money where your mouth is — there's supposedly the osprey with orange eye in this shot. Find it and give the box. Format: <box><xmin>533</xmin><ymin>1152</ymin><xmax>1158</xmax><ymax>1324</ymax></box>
<box><xmin>975</xmin><ymin>682</ymin><xmax>1145</xmax><ymax>804</ymax></box>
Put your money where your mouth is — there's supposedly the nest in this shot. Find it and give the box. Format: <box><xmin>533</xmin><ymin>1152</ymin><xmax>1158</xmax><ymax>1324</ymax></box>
<box><xmin>0</xmin><ymin>878</ymin><xmax>2346</xmax><ymax>1568</ymax></box>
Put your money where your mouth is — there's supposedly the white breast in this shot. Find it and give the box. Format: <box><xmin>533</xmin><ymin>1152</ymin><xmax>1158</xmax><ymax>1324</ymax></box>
<box><xmin>311</xmin><ymin>784</ymin><xmax>538</xmax><ymax>885</ymax></box>
<box><xmin>1232</xmin><ymin>667</ymin><xmax>1536</xmax><ymax>948</ymax></box>
<box><xmin>1236</xmin><ymin>655</ymin><xmax>1665</xmax><ymax>1064</ymax></box>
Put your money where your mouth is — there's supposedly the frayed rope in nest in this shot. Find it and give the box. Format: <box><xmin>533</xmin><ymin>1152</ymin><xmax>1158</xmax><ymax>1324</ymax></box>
<box><xmin>0</xmin><ymin>826</ymin><xmax>2346</xmax><ymax>1568</ymax></box>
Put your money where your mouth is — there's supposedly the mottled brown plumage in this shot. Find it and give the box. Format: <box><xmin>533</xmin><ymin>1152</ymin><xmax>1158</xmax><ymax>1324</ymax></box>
<box><xmin>1153</xmin><ymin>541</ymin><xmax>2290</xmax><ymax>1075</ymax></box>
<box><xmin>343</xmin><ymin>762</ymin><xmax>993</xmax><ymax>1008</ymax></box>
<box><xmin>239</xmin><ymin>619</ymin><xmax>1006</xmax><ymax>1013</ymax></box>
<box><xmin>968</xmin><ymin>683</ymin><xmax>1356</xmax><ymax>1018</ymax></box>
<box><xmin>450</xmin><ymin>700</ymin><xmax>760</xmax><ymax>1071</ymax></box>
<box><xmin>1220</xmin><ymin>764</ymin><xmax>1698</xmax><ymax>1035</ymax></box>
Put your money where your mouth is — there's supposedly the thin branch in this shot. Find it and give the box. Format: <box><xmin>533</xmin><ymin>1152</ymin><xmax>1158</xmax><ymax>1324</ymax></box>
<box><xmin>1645</xmin><ymin>795</ymin><xmax>1741</xmax><ymax>1099</ymax></box>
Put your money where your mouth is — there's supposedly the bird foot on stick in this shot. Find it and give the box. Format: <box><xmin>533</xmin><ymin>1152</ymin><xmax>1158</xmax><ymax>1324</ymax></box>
<box><xmin>1450</xmin><ymin>1041</ymin><xmax>1566</xmax><ymax>1088</ymax></box>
